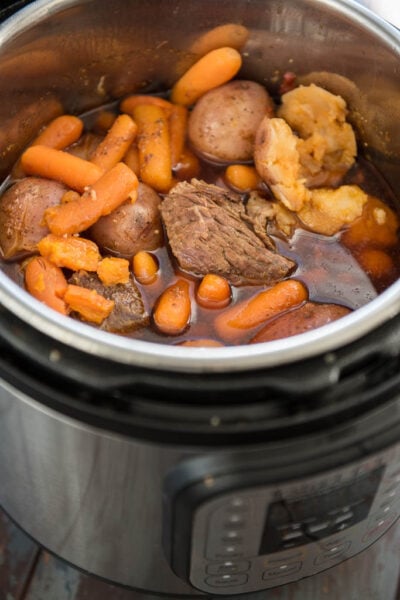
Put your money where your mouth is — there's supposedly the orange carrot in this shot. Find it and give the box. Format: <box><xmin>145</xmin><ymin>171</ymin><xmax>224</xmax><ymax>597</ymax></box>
<box><xmin>37</xmin><ymin>234</ymin><xmax>101</xmax><ymax>271</ymax></box>
<box><xmin>169</xmin><ymin>104</ymin><xmax>189</xmax><ymax>167</ymax></box>
<box><xmin>214</xmin><ymin>279</ymin><xmax>308</xmax><ymax>342</ymax></box>
<box><xmin>123</xmin><ymin>144</ymin><xmax>140</xmax><ymax>175</ymax></box>
<box><xmin>153</xmin><ymin>279</ymin><xmax>191</xmax><ymax>335</ymax></box>
<box><xmin>170</xmin><ymin>47</ymin><xmax>242</xmax><ymax>106</ymax></box>
<box><xmin>190</xmin><ymin>24</ymin><xmax>250</xmax><ymax>55</ymax></box>
<box><xmin>20</xmin><ymin>145</ymin><xmax>104</xmax><ymax>192</ymax></box>
<box><xmin>357</xmin><ymin>248</ymin><xmax>395</xmax><ymax>280</ymax></box>
<box><xmin>133</xmin><ymin>104</ymin><xmax>173</xmax><ymax>193</ymax></box>
<box><xmin>97</xmin><ymin>257</ymin><xmax>130</xmax><ymax>285</ymax></box>
<box><xmin>31</xmin><ymin>115</ymin><xmax>84</xmax><ymax>150</ymax></box>
<box><xmin>25</xmin><ymin>256</ymin><xmax>68</xmax><ymax>315</ymax></box>
<box><xmin>341</xmin><ymin>196</ymin><xmax>399</xmax><ymax>249</ymax></box>
<box><xmin>174</xmin><ymin>147</ymin><xmax>201</xmax><ymax>181</ymax></box>
<box><xmin>224</xmin><ymin>164</ymin><xmax>261</xmax><ymax>192</ymax></box>
<box><xmin>90</xmin><ymin>114</ymin><xmax>138</xmax><ymax>171</ymax></box>
<box><xmin>64</xmin><ymin>284</ymin><xmax>115</xmax><ymax>324</ymax></box>
<box><xmin>45</xmin><ymin>162</ymin><xmax>139</xmax><ymax>235</ymax></box>
<box><xmin>133</xmin><ymin>251</ymin><xmax>159</xmax><ymax>284</ymax></box>
<box><xmin>196</xmin><ymin>274</ymin><xmax>231</xmax><ymax>309</ymax></box>
<box><xmin>121</xmin><ymin>94</ymin><xmax>174</xmax><ymax>117</ymax></box>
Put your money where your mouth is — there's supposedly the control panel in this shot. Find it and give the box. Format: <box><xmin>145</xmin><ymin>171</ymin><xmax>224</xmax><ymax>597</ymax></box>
<box><xmin>164</xmin><ymin>449</ymin><xmax>400</xmax><ymax>595</ymax></box>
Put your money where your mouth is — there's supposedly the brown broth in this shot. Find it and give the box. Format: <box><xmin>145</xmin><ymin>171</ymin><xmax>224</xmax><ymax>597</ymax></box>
<box><xmin>1</xmin><ymin>102</ymin><xmax>400</xmax><ymax>347</ymax></box>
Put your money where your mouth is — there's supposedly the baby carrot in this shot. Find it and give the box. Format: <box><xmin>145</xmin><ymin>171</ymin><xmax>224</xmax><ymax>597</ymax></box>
<box><xmin>224</xmin><ymin>164</ymin><xmax>261</xmax><ymax>192</ymax></box>
<box><xmin>356</xmin><ymin>248</ymin><xmax>395</xmax><ymax>280</ymax></box>
<box><xmin>190</xmin><ymin>24</ymin><xmax>250</xmax><ymax>55</ymax></box>
<box><xmin>196</xmin><ymin>274</ymin><xmax>231</xmax><ymax>309</ymax></box>
<box><xmin>169</xmin><ymin>104</ymin><xmax>189</xmax><ymax>167</ymax></box>
<box><xmin>64</xmin><ymin>284</ymin><xmax>115</xmax><ymax>325</ymax></box>
<box><xmin>214</xmin><ymin>279</ymin><xmax>308</xmax><ymax>343</ymax></box>
<box><xmin>97</xmin><ymin>257</ymin><xmax>130</xmax><ymax>285</ymax></box>
<box><xmin>341</xmin><ymin>196</ymin><xmax>399</xmax><ymax>249</ymax></box>
<box><xmin>170</xmin><ymin>47</ymin><xmax>242</xmax><ymax>106</ymax></box>
<box><xmin>45</xmin><ymin>162</ymin><xmax>139</xmax><ymax>235</ymax></box>
<box><xmin>121</xmin><ymin>94</ymin><xmax>174</xmax><ymax>117</ymax></box>
<box><xmin>153</xmin><ymin>279</ymin><xmax>191</xmax><ymax>335</ymax></box>
<box><xmin>25</xmin><ymin>256</ymin><xmax>68</xmax><ymax>315</ymax></box>
<box><xmin>20</xmin><ymin>145</ymin><xmax>104</xmax><ymax>192</ymax></box>
<box><xmin>123</xmin><ymin>144</ymin><xmax>140</xmax><ymax>175</ymax></box>
<box><xmin>37</xmin><ymin>234</ymin><xmax>101</xmax><ymax>272</ymax></box>
<box><xmin>133</xmin><ymin>104</ymin><xmax>173</xmax><ymax>193</ymax></box>
<box><xmin>31</xmin><ymin>115</ymin><xmax>84</xmax><ymax>150</ymax></box>
<box><xmin>90</xmin><ymin>114</ymin><xmax>138</xmax><ymax>171</ymax></box>
<box><xmin>133</xmin><ymin>251</ymin><xmax>159</xmax><ymax>284</ymax></box>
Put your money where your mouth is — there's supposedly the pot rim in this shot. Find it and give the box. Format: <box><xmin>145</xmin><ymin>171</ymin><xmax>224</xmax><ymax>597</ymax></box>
<box><xmin>1</xmin><ymin>0</ymin><xmax>400</xmax><ymax>374</ymax></box>
<box><xmin>1</xmin><ymin>268</ymin><xmax>400</xmax><ymax>373</ymax></box>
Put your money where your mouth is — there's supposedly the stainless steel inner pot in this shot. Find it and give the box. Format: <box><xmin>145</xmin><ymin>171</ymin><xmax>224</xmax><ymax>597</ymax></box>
<box><xmin>0</xmin><ymin>0</ymin><xmax>400</xmax><ymax>372</ymax></box>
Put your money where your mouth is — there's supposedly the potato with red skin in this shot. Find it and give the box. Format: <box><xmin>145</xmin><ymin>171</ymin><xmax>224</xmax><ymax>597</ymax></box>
<box><xmin>0</xmin><ymin>177</ymin><xmax>67</xmax><ymax>260</ymax></box>
<box><xmin>188</xmin><ymin>80</ymin><xmax>274</xmax><ymax>164</ymax></box>
<box><xmin>250</xmin><ymin>301</ymin><xmax>351</xmax><ymax>343</ymax></box>
<box><xmin>88</xmin><ymin>183</ymin><xmax>163</xmax><ymax>259</ymax></box>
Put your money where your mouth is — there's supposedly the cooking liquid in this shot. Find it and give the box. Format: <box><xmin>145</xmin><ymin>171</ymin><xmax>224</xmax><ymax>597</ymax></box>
<box><xmin>133</xmin><ymin>156</ymin><xmax>400</xmax><ymax>346</ymax></box>
<box><xmin>1</xmin><ymin>103</ymin><xmax>400</xmax><ymax>346</ymax></box>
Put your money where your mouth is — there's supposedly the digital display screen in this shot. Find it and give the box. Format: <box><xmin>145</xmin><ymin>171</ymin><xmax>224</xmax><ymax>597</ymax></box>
<box><xmin>259</xmin><ymin>466</ymin><xmax>384</xmax><ymax>554</ymax></box>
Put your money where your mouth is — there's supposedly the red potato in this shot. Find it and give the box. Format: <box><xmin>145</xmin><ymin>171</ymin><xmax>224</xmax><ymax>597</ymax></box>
<box><xmin>88</xmin><ymin>183</ymin><xmax>163</xmax><ymax>259</ymax></box>
<box><xmin>214</xmin><ymin>279</ymin><xmax>308</xmax><ymax>343</ymax></box>
<box><xmin>0</xmin><ymin>177</ymin><xmax>67</xmax><ymax>260</ymax></box>
<box><xmin>250</xmin><ymin>301</ymin><xmax>352</xmax><ymax>343</ymax></box>
<box><xmin>188</xmin><ymin>80</ymin><xmax>275</xmax><ymax>163</ymax></box>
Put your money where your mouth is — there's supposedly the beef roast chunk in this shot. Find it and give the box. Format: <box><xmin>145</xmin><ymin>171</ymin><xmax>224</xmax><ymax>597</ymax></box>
<box><xmin>160</xmin><ymin>179</ymin><xmax>295</xmax><ymax>286</ymax></box>
<box><xmin>69</xmin><ymin>271</ymin><xmax>149</xmax><ymax>333</ymax></box>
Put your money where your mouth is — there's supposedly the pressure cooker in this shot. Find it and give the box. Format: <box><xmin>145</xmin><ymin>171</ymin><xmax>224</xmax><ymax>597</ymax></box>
<box><xmin>0</xmin><ymin>0</ymin><xmax>400</xmax><ymax>597</ymax></box>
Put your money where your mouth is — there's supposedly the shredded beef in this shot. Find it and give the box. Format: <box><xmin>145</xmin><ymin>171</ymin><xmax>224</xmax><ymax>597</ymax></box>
<box><xmin>160</xmin><ymin>179</ymin><xmax>295</xmax><ymax>286</ymax></box>
<box><xmin>68</xmin><ymin>271</ymin><xmax>149</xmax><ymax>333</ymax></box>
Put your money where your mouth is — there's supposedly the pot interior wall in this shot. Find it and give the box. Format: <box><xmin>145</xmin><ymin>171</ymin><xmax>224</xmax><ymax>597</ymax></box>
<box><xmin>0</xmin><ymin>0</ymin><xmax>399</xmax><ymax>191</ymax></box>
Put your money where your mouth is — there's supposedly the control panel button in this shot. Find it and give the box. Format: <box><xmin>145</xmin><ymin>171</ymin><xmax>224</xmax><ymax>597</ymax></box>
<box><xmin>263</xmin><ymin>560</ymin><xmax>302</xmax><ymax>580</ymax></box>
<box><xmin>369</xmin><ymin>508</ymin><xmax>395</xmax><ymax>528</ymax></box>
<box><xmin>205</xmin><ymin>573</ymin><xmax>249</xmax><ymax>588</ymax></box>
<box><xmin>227</xmin><ymin>498</ymin><xmax>250</xmax><ymax>510</ymax></box>
<box><xmin>206</xmin><ymin>560</ymin><xmax>251</xmax><ymax>575</ymax></box>
<box><xmin>222</xmin><ymin>530</ymin><xmax>243</xmax><ymax>543</ymax></box>
<box><xmin>224</xmin><ymin>513</ymin><xmax>246</xmax><ymax>528</ymax></box>
<box><xmin>213</xmin><ymin>544</ymin><xmax>245</xmax><ymax>560</ymax></box>
<box><xmin>363</xmin><ymin>509</ymin><xmax>398</xmax><ymax>542</ymax></box>
<box><xmin>314</xmin><ymin>541</ymin><xmax>351</xmax><ymax>565</ymax></box>
<box><xmin>205</xmin><ymin>498</ymin><xmax>257</xmax><ymax>560</ymax></box>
